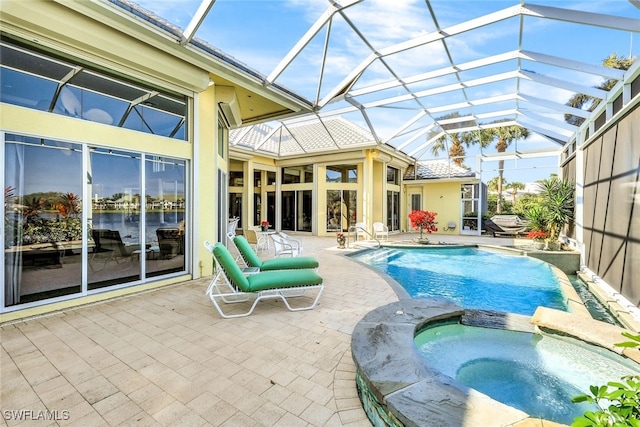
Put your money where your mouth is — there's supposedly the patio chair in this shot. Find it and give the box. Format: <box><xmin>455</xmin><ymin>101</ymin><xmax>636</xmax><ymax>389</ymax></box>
<box><xmin>354</xmin><ymin>221</ymin><xmax>369</xmax><ymax>241</ymax></box>
<box><xmin>226</xmin><ymin>217</ymin><xmax>240</xmax><ymax>246</ymax></box>
<box><xmin>372</xmin><ymin>222</ymin><xmax>389</xmax><ymax>241</ymax></box>
<box><xmin>156</xmin><ymin>227</ymin><xmax>184</xmax><ymax>258</ymax></box>
<box><xmin>270</xmin><ymin>233</ymin><xmax>302</xmax><ymax>257</ymax></box>
<box><xmin>243</xmin><ymin>228</ymin><xmax>268</xmax><ymax>252</ymax></box>
<box><xmin>204</xmin><ymin>241</ymin><xmax>323</xmax><ymax>318</ymax></box>
<box><xmin>278</xmin><ymin>231</ymin><xmax>303</xmax><ymax>254</ymax></box>
<box><xmin>233</xmin><ymin>236</ymin><xmax>318</xmax><ymax>271</ymax></box>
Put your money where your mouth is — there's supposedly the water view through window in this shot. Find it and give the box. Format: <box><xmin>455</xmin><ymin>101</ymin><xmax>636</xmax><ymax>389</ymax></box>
<box><xmin>3</xmin><ymin>134</ymin><xmax>187</xmax><ymax>308</ymax></box>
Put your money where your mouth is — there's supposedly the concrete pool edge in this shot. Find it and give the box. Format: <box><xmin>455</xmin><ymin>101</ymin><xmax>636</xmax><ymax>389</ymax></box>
<box><xmin>351</xmin><ymin>298</ymin><xmax>640</xmax><ymax>427</ymax></box>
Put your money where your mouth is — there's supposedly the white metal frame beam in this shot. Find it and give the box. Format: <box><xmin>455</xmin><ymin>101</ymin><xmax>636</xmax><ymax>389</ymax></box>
<box><xmin>180</xmin><ymin>0</ymin><xmax>216</xmax><ymax>46</ymax></box>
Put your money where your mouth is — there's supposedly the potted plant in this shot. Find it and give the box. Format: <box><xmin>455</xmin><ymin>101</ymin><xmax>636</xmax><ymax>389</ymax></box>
<box><xmin>260</xmin><ymin>220</ymin><xmax>270</xmax><ymax>232</ymax></box>
<box><xmin>526</xmin><ymin>230</ymin><xmax>547</xmax><ymax>250</ymax></box>
<box><xmin>408</xmin><ymin>210</ymin><xmax>438</xmax><ymax>244</ymax></box>
<box><xmin>538</xmin><ymin>177</ymin><xmax>575</xmax><ymax>251</ymax></box>
<box><xmin>336</xmin><ymin>232</ymin><xmax>346</xmax><ymax>249</ymax></box>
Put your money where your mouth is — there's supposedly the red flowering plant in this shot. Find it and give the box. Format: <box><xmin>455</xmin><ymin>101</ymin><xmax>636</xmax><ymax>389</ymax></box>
<box><xmin>261</xmin><ymin>220</ymin><xmax>270</xmax><ymax>227</ymax></box>
<box><xmin>526</xmin><ymin>230</ymin><xmax>547</xmax><ymax>241</ymax></box>
<box><xmin>408</xmin><ymin>210</ymin><xmax>438</xmax><ymax>240</ymax></box>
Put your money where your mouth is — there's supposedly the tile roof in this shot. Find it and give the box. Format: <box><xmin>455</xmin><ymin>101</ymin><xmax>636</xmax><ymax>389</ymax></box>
<box><xmin>404</xmin><ymin>160</ymin><xmax>476</xmax><ymax>180</ymax></box>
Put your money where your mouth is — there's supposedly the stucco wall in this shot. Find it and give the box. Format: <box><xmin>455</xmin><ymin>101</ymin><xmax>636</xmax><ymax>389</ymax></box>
<box><xmin>422</xmin><ymin>181</ymin><xmax>463</xmax><ymax>235</ymax></box>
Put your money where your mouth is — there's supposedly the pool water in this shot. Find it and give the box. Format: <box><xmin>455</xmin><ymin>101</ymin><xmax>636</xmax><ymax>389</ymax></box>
<box><xmin>415</xmin><ymin>323</ymin><xmax>640</xmax><ymax>425</ymax></box>
<box><xmin>353</xmin><ymin>247</ymin><xmax>566</xmax><ymax>315</ymax></box>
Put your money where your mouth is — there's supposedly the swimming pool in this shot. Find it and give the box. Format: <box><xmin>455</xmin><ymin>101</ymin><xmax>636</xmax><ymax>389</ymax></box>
<box><xmin>352</xmin><ymin>246</ymin><xmax>567</xmax><ymax>316</ymax></box>
<box><xmin>415</xmin><ymin>322</ymin><xmax>639</xmax><ymax>425</ymax></box>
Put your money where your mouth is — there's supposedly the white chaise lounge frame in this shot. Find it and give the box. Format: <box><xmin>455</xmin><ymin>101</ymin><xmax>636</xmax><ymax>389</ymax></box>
<box><xmin>203</xmin><ymin>241</ymin><xmax>323</xmax><ymax>318</ymax></box>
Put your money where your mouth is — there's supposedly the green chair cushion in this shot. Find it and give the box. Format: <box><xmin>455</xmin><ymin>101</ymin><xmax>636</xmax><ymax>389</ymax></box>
<box><xmin>213</xmin><ymin>243</ymin><xmax>250</xmax><ymax>292</ymax></box>
<box><xmin>247</xmin><ymin>269</ymin><xmax>323</xmax><ymax>292</ymax></box>
<box><xmin>233</xmin><ymin>236</ymin><xmax>263</xmax><ymax>268</ymax></box>
<box><xmin>234</xmin><ymin>235</ymin><xmax>319</xmax><ymax>271</ymax></box>
<box><xmin>260</xmin><ymin>257</ymin><xmax>319</xmax><ymax>271</ymax></box>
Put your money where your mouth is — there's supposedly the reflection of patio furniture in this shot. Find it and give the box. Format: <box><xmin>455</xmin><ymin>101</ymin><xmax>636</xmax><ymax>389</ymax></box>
<box><xmin>91</xmin><ymin>229</ymin><xmax>137</xmax><ymax>269</ymax></box>
<box><xmin>156</xmin><ymin>228</ymin><xmax>184</xmax><ymax>259</ymax></box>
<box><xmin>482</xmin><ymin>215</ymin><xmax>529</xmax><ymax>237</ymax></box>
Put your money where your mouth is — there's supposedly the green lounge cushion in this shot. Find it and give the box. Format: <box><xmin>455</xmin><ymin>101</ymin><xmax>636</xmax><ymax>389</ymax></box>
<box><xmin>260</xmin><ymin>257</ymin><xmax>319</xmax><ymax>271</ymax></box>
<box><xmin>234</xmin><ymin>235</ymin><xmax>319</xmax><ymax>271</ymax></box>
<box><xmin>247</xmin><ymin>269</ymin><xmax>323</xmax><ymax>292</ymax></box>
<box><xmin>213</xmin><ymin>242</ymin><xmax>322</xmax><ymax>293</ymax></box>
<box><xmin>234</xmin><ymin>236</ymin><xmax>263</xmax><ymax>268</ymax></box>
<box><xmin>213</xmin><ymin>243</ymin><xmax>250</xmax><ymax>291</ymax></box>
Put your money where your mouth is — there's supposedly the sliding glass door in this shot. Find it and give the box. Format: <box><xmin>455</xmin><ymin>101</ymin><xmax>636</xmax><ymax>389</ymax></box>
<box><xmin>3</xmin><ymin>133</ymin><xmax>188</xmax><ymax>309</ymax></box>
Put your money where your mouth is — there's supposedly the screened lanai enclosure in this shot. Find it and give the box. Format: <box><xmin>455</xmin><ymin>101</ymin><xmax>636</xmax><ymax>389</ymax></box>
<box><xmin>1</xmin><ymin>0</ymin><xmax>639</xmax><ymax>314</ymax></box>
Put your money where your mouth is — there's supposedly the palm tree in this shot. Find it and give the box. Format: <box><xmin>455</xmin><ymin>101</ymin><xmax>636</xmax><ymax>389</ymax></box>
<box><xmin>487</xmin><ymin>177</ymin><xmax>500</xmax><ymax>193</ymax></box>
<box><xmin>506</xmin><ymin>182</ymin><xmax>525</xmax><ymax>204</ymax></box>
<box><xmin>429</xmin><ymin>112</ymin><xmax>477</xmax><ymax>167</ymax></box>
<box><xmin>565</xmin><ymin>53</ymin><xmax>634</xmax><ymax>126</ymax></box>
<box><xmin>490</xmin><ymin>124</ymin><xmax>530</xmax><ymax>213</ymax></box>
<box><xmin>431</xmin><ymin>132</ymin><xmax>466</xmax><ymax>166</ymax></box>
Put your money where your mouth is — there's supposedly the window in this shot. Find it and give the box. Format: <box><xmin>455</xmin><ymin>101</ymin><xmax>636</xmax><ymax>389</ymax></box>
<box><xmin>1</xmin><ymin>39</ymin><xmax>187</xmax><ymax>140</ymax></box>
<box><xmin>229</xmin><ymin>193</ymin><xmax>243</xmax><ymax>230</ymax></box>
<box><xmin>326</xmin><ymin>165</ymin><xmax>357</xmax><ymax>183</ymax></box>
<box><xmin>267</xmin><ymin>171</ymin><xmax>276</xmax><ymax>186</ymax></box>
<box><xmin>3</xmin><ymin>133</ymin><xmax>188</xmax><ymax>309</ymax></box>
<box><xmin>229</xmin><ymin>171</ymin><xmax>244</xmax><ymax>187</ymax></box>
<box><xmin>282</xmin><ymin>167</ymin><xmax>301</xmax><ymax>184</ymax></box>
<box><xmin>218</xmin><ymin>117</ymin><xmax>227</xmax><ymax>157</ymax></box>
<box><xmin>387</xmin><ymin>190</ymin><xmax>400</xmax><ymax>231</ymax></box>
<box><xmin>281</xmin><ymin>190</ymin><xmax>312</xmax><ymax>232</ymax></box>
<box><xmin>282</xmin><ymin>166</ymin><xmax>313</xmax><ymax>184</ymax></box>
<box><xmin>326</xmin><ymin>190</ymin><xmax>357</xmax><ymax>232</ymax></box>
<box><xmin>411</xmin><ymin>194</ymin><xmax>421</xmax><ymax>211</ymax></box>
<box><xmin>387</xmin><ymin>167</ymin><xmax>399</xmax><ymax>185</ymax></box>
<box><xmin>461</xmin><ymin>183</ymin><xmax>480</xmax><ymax>233</ymax></box>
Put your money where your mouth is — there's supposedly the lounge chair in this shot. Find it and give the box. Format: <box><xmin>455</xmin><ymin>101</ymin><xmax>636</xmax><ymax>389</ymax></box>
<box><xmin>483</xmin><ymin>215</ymin><xmax>529</xmax><ymax>237</ymax></box>
<box><xmin>204</xmin><ymin>241</ymin><xmax>323</xmax><ymax>318</ymax></box>
<box><xmin>233</xmin><ymin>236</ymin><xmax>318</xmax><ymax>271</ymax></box>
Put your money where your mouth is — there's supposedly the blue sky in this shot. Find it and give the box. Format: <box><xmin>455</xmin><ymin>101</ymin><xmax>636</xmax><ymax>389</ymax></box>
<box><xmin>134</xmin><ymin>0</ymin><xmax>638</xmax><ymax>184</ymax></box>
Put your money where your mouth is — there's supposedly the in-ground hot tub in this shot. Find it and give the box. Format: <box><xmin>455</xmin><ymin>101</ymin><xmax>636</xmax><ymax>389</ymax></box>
<box><xmin>351</xmin><ymin>298</ymin><xmax>640</xmax><ymax>427</ymax></box>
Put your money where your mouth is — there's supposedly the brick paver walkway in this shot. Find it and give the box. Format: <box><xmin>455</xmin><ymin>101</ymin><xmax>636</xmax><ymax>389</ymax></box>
<box><xmin>2</xmin><ymin>236</ymin><xmax>404</xmax><ymax>426</ymax></box>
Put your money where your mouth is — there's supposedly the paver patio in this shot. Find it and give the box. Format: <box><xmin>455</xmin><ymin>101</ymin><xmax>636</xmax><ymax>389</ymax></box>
<box><xmin>1</xmin><ymin>234</ymin><xmax>519</xmax><ymax>426</ymax></box>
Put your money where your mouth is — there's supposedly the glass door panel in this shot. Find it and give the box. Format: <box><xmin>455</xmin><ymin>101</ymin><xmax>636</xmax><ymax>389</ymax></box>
<box><xmin>88</xmin><ymin>148</ymin><xmax>142</xmax><ymax>289</ymax></box>
<box><xmin>4</xmin><ymin>136</ymin><xmax>83</xmax><ymax>306</ymax></box>
<box><xmin>145</xmin><ymin>156</ymin><xmax>186</xmax><ymax>277</ymax></box>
